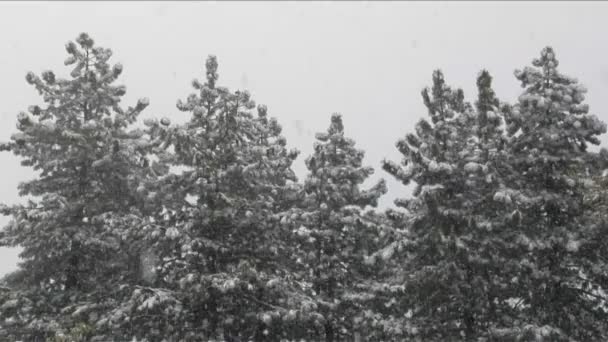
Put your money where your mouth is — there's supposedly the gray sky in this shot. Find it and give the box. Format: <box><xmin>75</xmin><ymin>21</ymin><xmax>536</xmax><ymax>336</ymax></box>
<box><xmin>2</xmin><ymin>1</ymin><xmax>608</xmax><ymax>276</ymax></box>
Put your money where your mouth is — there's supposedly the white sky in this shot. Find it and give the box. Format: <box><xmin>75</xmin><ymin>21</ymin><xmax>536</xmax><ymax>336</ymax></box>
<box><xmin>2</xmin><ymin>1</ymin><xmax>608</xmax><ymax>276</ymax></box>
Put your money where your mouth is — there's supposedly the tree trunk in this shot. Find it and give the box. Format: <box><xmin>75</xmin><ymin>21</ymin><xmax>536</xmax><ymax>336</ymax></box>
<box><xmin>325</xmin><ymin>319</ymin><xmax>334</xmax><ymax>342</ymax></box>
<box><xmin>66</xmin><ymin>240</ymin><xmax>81</xmax><ymax>290</ymax></box>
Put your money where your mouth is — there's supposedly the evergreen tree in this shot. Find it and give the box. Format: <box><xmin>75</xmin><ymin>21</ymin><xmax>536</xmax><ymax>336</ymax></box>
<box><xmin>380</xmin><ymin>70</ymin><xmax>504</xmax><ymax>340</ymax></box>
<box><xmin>492</xmin><ymin>47</ymin><xmax>608</xmax><ymax>340</ymax></box>
<box><xmin>442</xmin><ymin>70</ymin><xmax>519</xmax><ymax>340</ymax></box>
<box><xmin>462</xmin><ymin>70</ymin><xmax>511</xmax><ymax>338</ymax></box>
<box><xmin>0</xmin><ymin>33</ymin><xmax>151</xmax><ymax>340</ymax></box>
<box><xmin>106</xmin><ymin>56</ymin><xmax>302</xmax><ymax>341</ymax></box>
<box><xmin>379</xmin><ymin>55</ymin><xmax>608</xmax><ymax>341</ymax></box>
<box><xmin>283</xmin><ymin>114</ymin><xmax>387</xmax><ymax>341</ymax></box>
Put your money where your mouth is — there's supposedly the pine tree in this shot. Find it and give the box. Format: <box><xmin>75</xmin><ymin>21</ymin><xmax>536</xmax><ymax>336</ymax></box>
<box><xmin>0</xmin><ymin>33</ymin><xmax>151</xmax><ymax>339</ymax></box>
<box><xmin>106</xmin><ymin>56</ymin><xmax>303</xmax><ymax>341</ymax></box>
<box><xmin>492</xmin><ymin>47</ymin><xmax>608</xmax><ymax>341</ymax></box>
<box><xmin>446</xmin><ymin>70</ymin><xmax>521</xmax><ymax>340</ymax></box>
<box><xmin>379</xmin><ymin>59</ymin><xmax>608</xmax><ymax>341</ymax></box>
<box><xmin>380</xmin><ymin>70</ymin><xmax>500</xmax><ymax>340</ymax></box>
<box><xmin>283</xmin><ymin>114</ymin><xmax>387</xmax><ymax>341</ymax></box>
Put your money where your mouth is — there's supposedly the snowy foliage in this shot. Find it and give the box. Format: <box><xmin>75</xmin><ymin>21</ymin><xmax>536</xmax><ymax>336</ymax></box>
<box><xmin>2</xmin><ymin>35</ymin><xmax>608</xmax><ymax>341</ymax></box>
<box><xmin>107</xmin><ymin>54</ymin><xmax>305</xmax><ymax>341</ymax></box>
<box><xmin>0</xmin><ymin>33</ymin><xmax>153</xmax><ymax>339</ymax></box>
<box><xmin>380</xmin><ymin>48</ymin><xmax>608</xmax><ymax>341</ymax></box>
<box><xmin>495</xmin><ymin>47</ymin><xmax>608</xmax><ymax>340</ymax></box>
<box><xmin>280</xmin><ymin>114</ymin><xmax>387</xmax><ymax>341</ymax></box>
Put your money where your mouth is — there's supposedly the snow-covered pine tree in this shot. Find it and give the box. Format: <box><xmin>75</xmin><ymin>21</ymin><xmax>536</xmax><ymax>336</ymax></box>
<box><xmin>0</xmin><ymin>33</ymin><xmax>152</xmax><ymax>339</ymax></box>
<box><xmin>108</xmin><ymin>56</ymin><xmax>302</xmax><ymax>341</ymax></box>
<box><xmin>282</xmin><ymin>114</ymin><xmax>387</xmax><ymax>341</ymax></box>
<box><xmin>492</xmin><ymin>47</ymin><xmax>608</xmax><ymax>341</ymax></box>
<box><xmin>449</xmin><ymin>70</ymin><xmax>522</xmax><ymax>339</ymax></box>
<box><xmin>380</xmin><ymin>70</ymin><xmax>501</xmax><ymax>340</ymax></box>
<box><xmin>464</xmin><ymin>70</ymin><xmax>510</xmax><ymax>335</ymax></box>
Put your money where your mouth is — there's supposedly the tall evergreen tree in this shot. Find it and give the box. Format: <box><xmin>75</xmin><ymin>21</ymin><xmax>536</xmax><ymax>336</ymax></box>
<box><xmin>380</xmin><ymin>70</ymin><xmax>507</xmax><ymax>340</ymax></box>
<box><xmin>105</xmin><ymin>56</ymin><xmax>303</xmax><ymax>341</ymax></box>
<box><xmin>380</xmin><ymin>55</ymin><xmax>608</xmax><ymax>341</ymax></box>
<box><xmin>443</xmin><ymin>70</ymin><xmax>520</xmax><ymax>340</ymax></box>
<box><xmin>0</xmin><ymin>33</ymin><xmax>151</xmax><ymax>340</ymax></box>
<box><xmin>283</xmin><ymin>114</ymin><xmax>386</xmax><ymax>341</ymax></box>
<box><xmin>491</xmin><ymin>47</ymin><xmax>608</xmax><ymax>341</ymax></box>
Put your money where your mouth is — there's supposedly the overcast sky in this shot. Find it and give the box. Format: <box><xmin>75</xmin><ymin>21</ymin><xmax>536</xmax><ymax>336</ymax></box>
<box><xmin>2</xmin><ymin>1</ymin><xmax>608</xmax><ymax>276</ymax></box>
